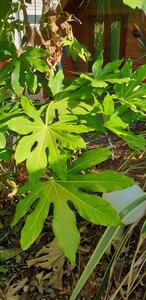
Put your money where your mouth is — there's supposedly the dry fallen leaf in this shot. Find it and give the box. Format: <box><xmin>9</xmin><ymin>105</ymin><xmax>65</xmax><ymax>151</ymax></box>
<box><xmin>27</xmin><ymin>239</ymin><xmax>65</xmax><ymax>290</ymax></box>
<box><xmin>2</xmin><ymin>276</ymin><xmax>28</xmax><ymax>300</ymax></box>
<box><xmin>35</xmin><ymin>271</ymin><xmax>44</xmax><ymax>295</ymax></box>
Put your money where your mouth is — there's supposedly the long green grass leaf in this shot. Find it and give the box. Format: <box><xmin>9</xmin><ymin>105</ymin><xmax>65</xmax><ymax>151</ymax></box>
<box><xmin>70</xmin><ymin>226</ymin><xmax>120</xmax><ymax>300</ymax></box>
<box><xmin>95</xmin><ymin>223</ymin><xmax>136</xmax><ymax>300</ymax></box>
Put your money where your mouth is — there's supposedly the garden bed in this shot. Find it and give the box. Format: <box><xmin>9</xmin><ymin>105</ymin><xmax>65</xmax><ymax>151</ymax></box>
<box><xmin>0</xmin><ymin>123</ymin><xmax>146</xmax><ymax>300</ymax></box>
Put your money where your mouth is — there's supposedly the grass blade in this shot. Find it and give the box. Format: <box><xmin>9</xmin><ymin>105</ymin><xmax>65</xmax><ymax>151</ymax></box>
<box><xmin>69</xmin><ymin>226</ymin><xmax>120</xmax><ymax>300</ymax></box>
<box><xmin>95</xmin><ymin>223</ymin><xmax>136</xmax><ymax>300</ymax></box>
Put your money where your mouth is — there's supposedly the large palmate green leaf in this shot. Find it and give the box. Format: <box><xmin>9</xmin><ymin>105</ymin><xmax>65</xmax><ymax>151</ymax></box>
<box><xmin>114</xmin><ymin>64</ymin><xmax>146</xmax><ymax>115</ymax></box>
<box><xmin>115</xmin><ymin>64</ymin><xmax>146</xmax><ymax>99</ymax></box>
<box><xmin>92</xmin><ymin>56</ymin><xmax>122</xmax><ymax>80</ymax></box>
<box><xmin>92</xmin><ymin>53</ymin><xmax>128</xmax><ymax>82</ymax></box>
<box><xmin>104</xmin><ymin>116</ymin><xmax>146</xmax><ymax>150</ymax></box>
<box><xmin>12</xmin><ymin>148</ymin><xmax>134</xmax><ymax>263</ymax></box>
<box><xmin>8</xmin><ymin>96</ymin><xmax>91</xmax><ymax>182</ymax></box>
<box><xmin>64</xmin><ymin>37</ymin><xmax>91</xmax><ymax>62</ymax></box>
<box><xmin>78</xmin><ymin>54</ymin><xmax>128</xmax><ymax>93</ymax></box>
<box><xmin>91</xmin><ymin>93</ymin><xmax>146</xmax><ymax>150</ymax></box>
<box><xmin>0</xmin><ymin>46</ymin><xmax>49</xmax><ymax>95</ymax></box>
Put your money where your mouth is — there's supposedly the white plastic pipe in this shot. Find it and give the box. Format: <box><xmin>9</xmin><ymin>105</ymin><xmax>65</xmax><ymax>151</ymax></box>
<box><xmin>102</xmin><ymin>184</ymin><xmax>145</xmax><ymax>225</ymax></box>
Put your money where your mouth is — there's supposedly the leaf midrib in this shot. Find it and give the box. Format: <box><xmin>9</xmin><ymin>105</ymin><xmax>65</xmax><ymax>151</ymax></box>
<box><xmin>53</xmin><ymin>183</ymin><xmax>72</xmax><ymax>245</ymax></box>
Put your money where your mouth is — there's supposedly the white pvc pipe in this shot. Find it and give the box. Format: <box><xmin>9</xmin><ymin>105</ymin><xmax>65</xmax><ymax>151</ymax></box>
<box><xmin>102</xmin><ymin>185</ymin><xmax>145</xmax><ymax>225</ymax></box>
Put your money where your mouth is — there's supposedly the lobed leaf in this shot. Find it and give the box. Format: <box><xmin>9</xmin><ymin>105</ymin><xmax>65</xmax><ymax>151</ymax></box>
<box><xmin>13</xmin><ymin>178</ymin><xmax>121</xmax><ymax>263</ymax></box>
<box><xmin>92</xmin><ymin>54</ymin><xmax>122</xmax><ymax>80</ymax></box>
<box><xmin>8</xmin><ymin>96</ymin><xmax>91</xmax><ymax>181</ymax></box>
<box><xmin>105</xmin><ymin>117</ymin><xmax>146</xmax><ymax>150</ymax></box>
<box><xmin>114</xmin><ymin>64</ymin><xmax>146</xmax><ymax>107</ymax></box>
<box><xmin>26</xmin><ymin>56</ymin><xmax>49</xmax><ymax>73</ymax></box>
<box><xmin>12</xmin><ymin>150</ymin><xmax>135</xmax><ymax>263</ymax></box>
